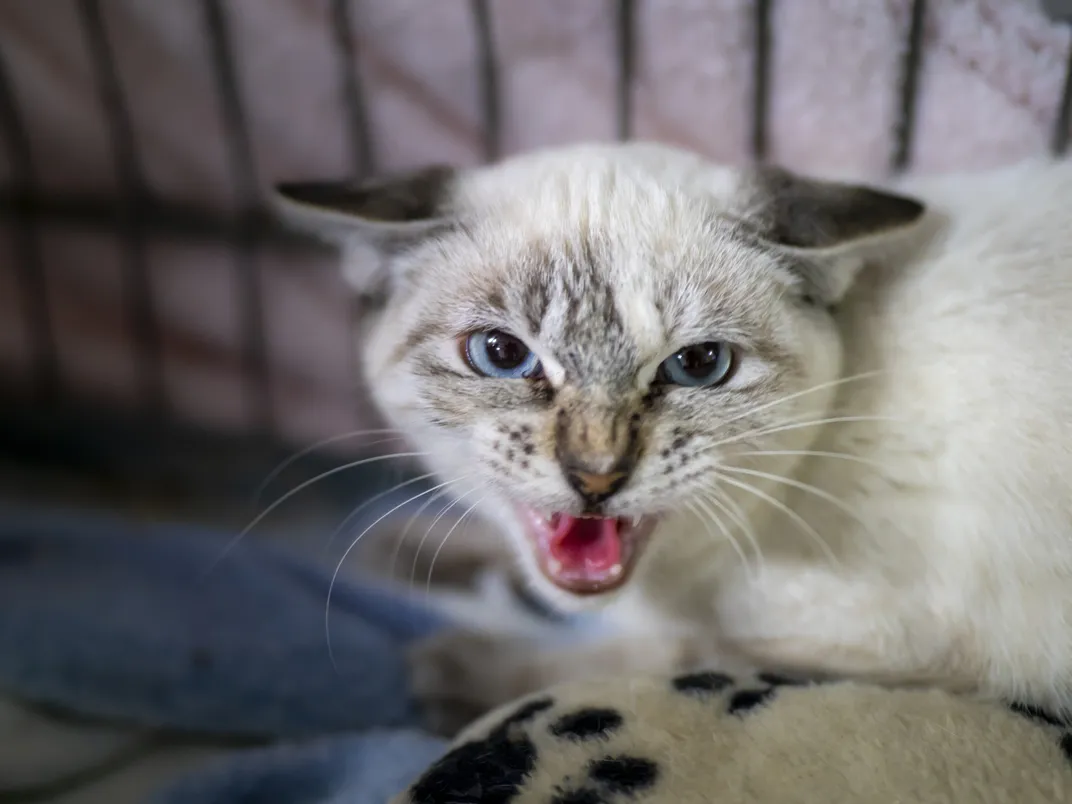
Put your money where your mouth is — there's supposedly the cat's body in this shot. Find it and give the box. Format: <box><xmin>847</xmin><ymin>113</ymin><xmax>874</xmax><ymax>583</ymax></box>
<box><xmin>275</xmin><ymin>144</ymin><xmax>1072</xmax><ymax>728</ymax></box>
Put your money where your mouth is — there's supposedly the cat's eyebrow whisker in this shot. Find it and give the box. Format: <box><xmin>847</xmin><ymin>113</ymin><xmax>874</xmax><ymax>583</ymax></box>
<box><xmin>713</xmin><ymin>470</ymin><xmax>842</xmax><ymax>569</ymax></box>
<box><xmin>202</xmin><ymin>450</ymin><xmax>432</xmax><ymax>576</ymax></box>
<box><xmin>253</xmin><ymin>428</ymin><xmax>408</xmax><ymax>509</ymax></box>
<box><xmin>688</xmin><ymin>497</ymin><xmax>752</xmax><ymax>579</ymax></box>
<box><xmin>425</xmin><ymin>494</ymin><xmax>488</xmax><ymax>597</ymax></box>
<box><xmin>697</xmin><ymin>487</ymin><xmax>765</xmax><ymax>579</ymax></box>
<box><xmin>409</xmin><ymin>485</ymin><xmax>481</xmax><ymax>591</ymax></box>
<box><xmin>322</xmin><ymin>471</ymin><xmax>440</xmax><ymax>555</ymax></box>
<box><xmin>719</xmin><ymin>464</ymin><xmax>874</xmax><ymax>538</ymax></box>
<box><xmin>326</xmin><ymin>475</ymin><xmax>471</xmax><ymax>670</ymax></box>
<box><xmin>718</xmin><ymin>370</ymin><xmax>888</xmax><ymax>430</ymax></box>
<box><xmin>731</xmin><ymin>449</ymin><xmax>889</xmax><ymax>472</ymax></box>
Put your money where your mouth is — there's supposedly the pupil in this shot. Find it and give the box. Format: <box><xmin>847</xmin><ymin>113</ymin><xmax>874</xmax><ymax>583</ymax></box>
<box><xmin>487</xmin><ymin>332</ymin><xmax>526</xmax><ymax>369</ymax></box>
<box><xmin>679</xmin><ymin>343</ymin><xmax>718</xmax><ymax>377</ymax></box>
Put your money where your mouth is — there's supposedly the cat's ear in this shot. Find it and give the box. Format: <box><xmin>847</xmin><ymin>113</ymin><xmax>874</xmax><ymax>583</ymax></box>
<box><xmin>271</xmin><ymin>165</ymin><xmax>457</xmax><ymax>296</ymax></box>
<box><xmin>745</xmin><ymin>166</ymin><xmax>926</xmax><ymax>304</ymax></box>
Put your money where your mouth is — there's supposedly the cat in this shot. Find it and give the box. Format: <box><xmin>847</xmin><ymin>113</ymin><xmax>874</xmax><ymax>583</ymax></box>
<box><xmin>274</xmin><ymin>142</ymin><xmax>1072</xmax><ymax>732</ymax></box>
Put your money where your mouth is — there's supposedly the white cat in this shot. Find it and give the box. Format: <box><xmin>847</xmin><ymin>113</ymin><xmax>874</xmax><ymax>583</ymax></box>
<box><xmin>275</xmin><ymin>143</ymin><xmax>1072</xmax><ymax>729</ymax></box>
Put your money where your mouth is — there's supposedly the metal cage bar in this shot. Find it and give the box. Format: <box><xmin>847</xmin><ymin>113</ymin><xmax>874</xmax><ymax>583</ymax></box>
<box><xmin>750</xmin><ymin>0</ymin><xmax>772</xmax><ymax>162</ymax></box>
<box><xmin>1053</xmin><ymin>35</ymin><xmax>1072</xmax><ymax>156</ymax></box>
<box><xmin>616</xmin><ymin>0</ymin><xmax>636</xmax><ymax>141</ymax></box>
<box><xmin>331</xmin><ymin>0</ymin><xmax>374</xmax><ymax>179</ymax></box>
<box><xmin>891</xmin><ymin>0</ymin><xmax>926</xmax><ymax>173</ymax></box>
<box><xmin>203</xmin><ymin>0</ymin><xmax>273</xmax><ymax>433</ymax></box>
<box><xmin>79</xmin><ymin>0</ymin><xmax>166</xmax><ymax>414</ymax></box>
<box><xmin>0</xmin><ymin>45</ymin><xmax>58</xmax><ymax>402</ymax></box>
<box><xmin>470</xmin><ymin>0</ymin><xmax>501</xmax><ymax>163</ymax></box>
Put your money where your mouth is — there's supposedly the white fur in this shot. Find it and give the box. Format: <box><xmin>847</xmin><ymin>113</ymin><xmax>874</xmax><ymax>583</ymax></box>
<box><xmin>329</xmin><ymin>144</ymin><xmax>1072</xmax><ymax>715</ymax></box>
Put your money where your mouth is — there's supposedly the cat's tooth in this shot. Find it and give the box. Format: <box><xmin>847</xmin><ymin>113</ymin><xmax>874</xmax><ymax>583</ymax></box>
<box><xmin>631</xmin><ymin>516</ymin><xmax>642</xmax><ymax>528</ymax></box>
<box><xmin>547</xmin><ymin>558</ymin><xmax>563</xmax><ymax>576</ymax></box>
<box><xmin>608</xmin><ymin>564</ymin><xmax>623</xmax><ymax>578</ymax></box>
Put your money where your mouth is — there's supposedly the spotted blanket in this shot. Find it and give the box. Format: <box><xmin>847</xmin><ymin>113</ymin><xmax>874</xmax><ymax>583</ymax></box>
<box><xmin>393</xmin><ymin>673</ymin><xmax>1072</xmax><ymax>803</ymax></box>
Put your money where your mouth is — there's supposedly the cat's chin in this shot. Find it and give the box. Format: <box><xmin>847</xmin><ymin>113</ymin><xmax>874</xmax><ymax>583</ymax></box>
<box><xmin>513</xmin><ymin>504</ymin><xmax>659</xmax><ymax>596</ymax></box>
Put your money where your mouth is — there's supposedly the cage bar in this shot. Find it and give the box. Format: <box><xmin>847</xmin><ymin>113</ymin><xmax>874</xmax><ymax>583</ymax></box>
<box><xmin>891</xmin><ymin>0</ymin><xmax>926</xmax><ymax>173</ymax></box>
<box><xmin>1053</xmin><ymin>36</ymin><xmax>1072</xmax><ymax>156</ymax></box>
<box><xmin>750</xmin><ymin>0</ymin><xmax>772</xmax><ymax>162</ymax></box>
<box><xmin>79</xmin><ymin>0</ymin><xmax>166</xmax><ymax>414</ymax></box>
<box><xmin>202</xmin><ymin>0</ymin><xmax>273</xmax><ymax>433</ymax></box>
<box><xmin>469</xmin><ymin>0</ymin><xmax>500</xmax><ymax>163</ymax></box>
<box><xmin>616</xmin><ymin>0</ymin><xmax>636</xmax><ymax>141</ymax></box>
<box><xmin>0</xmin><ymin>44</ymin><xmax>58</xmax><ymax>401</ymax></box>
<box><xmin>330</xmin><ymin>0</ymin><xmax>374</xmax><ymax>179</ymax></box>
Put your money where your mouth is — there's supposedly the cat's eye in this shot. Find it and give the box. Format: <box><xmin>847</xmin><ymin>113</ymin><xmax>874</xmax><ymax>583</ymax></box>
<box><xmin>462</xmin><ymin>330</ymin><xmax>543</xmax><ymax>379</ymax></box>
<box><xmin>657</xmin><ymin>341</ymin><xmax>735</xmax><ymax>388</ymax></box>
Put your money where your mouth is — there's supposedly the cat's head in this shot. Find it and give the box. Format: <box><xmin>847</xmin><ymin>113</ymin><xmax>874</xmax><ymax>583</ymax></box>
<box><xmin>274</xmin><ymin>143</ymin><xmax>924</xmax><ymax>609</ymax></box>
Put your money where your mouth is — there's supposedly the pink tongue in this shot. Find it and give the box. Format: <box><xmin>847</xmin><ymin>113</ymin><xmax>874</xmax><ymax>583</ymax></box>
<box><xmin>549</xmin><ymin>515</ymin><xmax>622</xmax><ymax>574</ymax></box>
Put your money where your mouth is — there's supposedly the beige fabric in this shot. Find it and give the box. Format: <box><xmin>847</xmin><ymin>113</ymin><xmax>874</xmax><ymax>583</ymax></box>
<box><xmin>394</xmin><ymin>675</ymin><xmax>1072</xmax><ymax>803</ymax></box>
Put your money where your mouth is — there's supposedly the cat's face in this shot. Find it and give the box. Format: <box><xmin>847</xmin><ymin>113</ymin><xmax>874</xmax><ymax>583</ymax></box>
<box><xmin>275</xmin><ymin>143</ymin><xmax>923</xmax><ymax>608</ymax></box>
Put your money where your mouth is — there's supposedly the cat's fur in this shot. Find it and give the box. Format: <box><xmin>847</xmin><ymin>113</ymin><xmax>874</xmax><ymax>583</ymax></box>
<box><xmin>275</xmin><ymin>143</ymin><xmax>1072</xmax><ymax>728</ymax></box>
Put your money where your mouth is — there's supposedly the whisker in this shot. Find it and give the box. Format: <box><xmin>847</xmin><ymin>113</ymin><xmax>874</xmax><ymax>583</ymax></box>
<box><xmin>718</xmin><ymin>370</ymin><xmax>887</xmax><ymax>429</ymax></box>
<box><xmin>732</xmin><ymin>449</ymin><xmax>888</xmax><ymax>472</ymax></box>
<box><xmin>388</xmin><ymin>487</ymin><xmax>455</xmax><ymax>581</ymax></box>
<box><xmin>714</xmin><ymin>471</ymin><xmax>841</xmax><ymax>568</ymax></box>
<box><xmin>202</xmin><ymin>451</ymin><xmax>430</xmax><ymax>577</ymax></box>
<box><xmin>253</xmin><ymin>428</ymin><xmax>406</xmax><ymax>509</ymax></box>
<box><xmin>408</xmin><ymin>486</ymin><xmax>481</xmax><ymax>590</ymax></box>
<box><xmin>719</xmin><ymin>464</ymin><xmax>875</xmax><ymax>536</ymax></box>
<box><xmin>713</xmin><ymin>488</ymin><xmax>767</xmax><ymax>577</ymax></box>
<box><xmin>321</xmin><ymin>471</ymin><xmax>439</xmax><ymax>555</ymax></box>
<box><xmin>325</xmin><ymin>475</ymin><xmax>469</xmax><ymax>670</ymax></box>
<box><xmin>688</xmin><ymin>497</ymin><xmax>751</xmax><ymax>575</ymax></box>
<box><xmin>697</xmin><ymin>489</ymin><xmax>762</xmax><ymax>579</ymax></box>
<box><xmin>711</xmin><ymin>415</ymin><xmax>906</xmax><ymax>451</ymax></box>
<box><xmin>424</xmin><ymin>495</ymin><xmax>487</xmax><ymax>596</ymax></box>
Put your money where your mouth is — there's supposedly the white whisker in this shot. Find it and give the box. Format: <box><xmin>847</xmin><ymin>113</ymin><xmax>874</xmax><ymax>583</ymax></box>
<box><xmin>409</xmin><ymin>486</ymin><xmax>481</xmax><ymax>590</ymax></box>
<box><xmin>321</xmin><ymin>471</ymin><xmax>439</xmax><ymax>554</ymax></box>
<box><xmin>711</xmin><ymin>415</ymin><xmax>905</xmax><ymax>451</ymax></box>
<box><xmin>253</xmin><ymin>428</ymin><xmax>407</xmax><ymax>509</ymax></box>
<box><xmin>688</xmin><ymin>497</ymin><xmax>751</xmax><ymax>575</ymax></box>
<box><xmin>425</xmin><ymin>495</ymin><xmax>487</xmax><ymax>596</ymax></box>
<box><xmin>201</xmin><ymin>450</ymin><xmax>431</xmax><ymax>577</ymax></box>
<box><xmin>720</xmin><ymin>464</ymin><xmax>874</xmax><ymax>536</ymax></box>
<box><xmin>733</xmin><ymin>449</ymin><xmax>888</xmax><ymax>472</ymax></box>
<box><xmin>388</xmin><ymin>487</ymin><xmax>455</xmax><ymax>580</ymax></box>
<box><xmin>718</xmin><ymin>370</ymin><xmax>887</xmax><ymax>429</ymax></box>
<box><xmin>326</xmin><ymin>475</ymin><xmax>469</xmax><ymax>670</ymax></box>
<box><xmin>714</xmin><ymin>471</ymin><xmax>841</xmax><ymax>568</ymax></box>
<box><xmin>697</xmin><ymin>489</ymin><xmax>762</xmax><ymax>579</ymax></box>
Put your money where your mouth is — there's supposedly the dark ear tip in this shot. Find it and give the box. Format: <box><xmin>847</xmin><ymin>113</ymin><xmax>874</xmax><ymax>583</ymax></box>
<box><xmin>272</xmin><ymin>180</ymin><xmax>361</xmax><ymax>206</ymax></box>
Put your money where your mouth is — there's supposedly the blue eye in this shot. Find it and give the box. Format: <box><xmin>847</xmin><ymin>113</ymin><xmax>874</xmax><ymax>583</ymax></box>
<box><xmin>463</xmin><ymin>330</ymin><xmax>543</xmax><ymax>379</ymax></box>
<box><xmin>657</xmin><ymin>342</ymin><xmax>735</xmax><ymax>388</ymax></box>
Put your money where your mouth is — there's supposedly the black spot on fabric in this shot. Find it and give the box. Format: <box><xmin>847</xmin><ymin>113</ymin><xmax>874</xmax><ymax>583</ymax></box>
<box><xmin>587</xmin><ymin>756</ymin><xmax>660</xmax><ymax>793</ymax></box>
<box><xmin>1060</xmin><ymin>733</ymin><xmax>1072</xmax><ymax>764</ymax></box>
<box><xmin>408</xmin><ymin>696</ymin><xmax>552</xmax><ymax>803</ymax></box>
<box><xmin>550</xmin><ymin>708</ymin><xmax>624</xmax><ymax>741</ymax></box>
<box><xmin>550</xmin><ymin>789</ymin><xmax>607</xmax><ymax>804</ymax></box>
<box><xmin>1009</xmin><ymin>702</ymin><xmax>1069</xmax><ymax>728</ymax></box>
<box><xmin>757</xmin><ymin>672</ymin><xmax>808</xmax><ymax>687</ymax></box>
<box><xmin>727</xmin><ymin>687</ymin><xmax>777</xmax><ymax>715</ymax></box>
<box><xmin>408</xmin><ymin>731</ymin><xmax>537</xmax><ymax>803</ymax></box>
<box><xmin>672</xmin><ymin>671</ymin><xmax>733</xmax><ymax>695</ymax></box>
<box><xmin>499</xmin><ymin>696</ymin><xmax>555</xmax><ymax>729</ymax></box>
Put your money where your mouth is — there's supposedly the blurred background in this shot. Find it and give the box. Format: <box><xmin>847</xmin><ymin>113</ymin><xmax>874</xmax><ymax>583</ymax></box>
<box><xmin>0</xmin><ymin>1</ymin><xmax>1070</xmax><ymax>801</ymax></box>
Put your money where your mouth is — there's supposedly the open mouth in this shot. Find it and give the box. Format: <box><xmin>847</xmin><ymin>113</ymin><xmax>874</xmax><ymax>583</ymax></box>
<box><xmin>516</xmin><ymin>506</ymin><xmax>659</xmax><ymax>595</ymax></box>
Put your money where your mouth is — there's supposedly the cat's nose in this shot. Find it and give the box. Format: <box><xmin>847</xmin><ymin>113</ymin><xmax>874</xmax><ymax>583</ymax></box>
<box><xmin>560</xmin><ymin>457</ymin><xmax>632</xmax><ymax>506</ymax></box>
